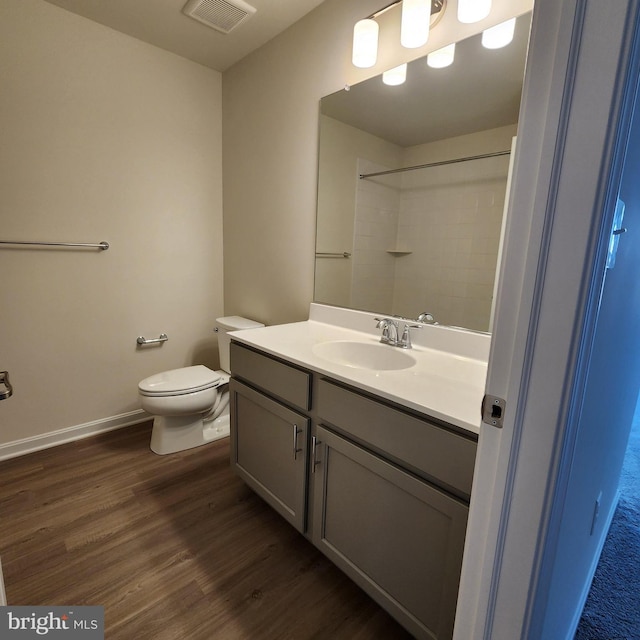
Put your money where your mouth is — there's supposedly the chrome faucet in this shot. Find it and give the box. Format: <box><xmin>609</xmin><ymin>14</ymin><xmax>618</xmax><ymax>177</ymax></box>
<box><xmin>375</xmin><ymin>318</ymin><xmax>421</xmax><ymax>349</ymax></box>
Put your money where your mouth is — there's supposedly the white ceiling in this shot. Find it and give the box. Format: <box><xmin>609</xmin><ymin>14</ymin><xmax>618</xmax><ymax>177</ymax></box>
<box><xmin>43</xmin><ymin>0</ymin><xmax>328</xmax><ymax>72</ymax></box>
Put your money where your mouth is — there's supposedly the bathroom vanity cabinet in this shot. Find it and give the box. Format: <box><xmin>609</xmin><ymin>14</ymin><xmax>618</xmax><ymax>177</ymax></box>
<box><xmin>229</xmin><ymin>341</ymin><xmax>478</xmax><ymax>640</ymax></box>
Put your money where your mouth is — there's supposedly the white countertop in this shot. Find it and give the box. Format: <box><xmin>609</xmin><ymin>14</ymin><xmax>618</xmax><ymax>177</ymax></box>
<box><xmin>229</xmin><ymin>305</ymin><xmax>489</xmax><ymax>435</ymax></box>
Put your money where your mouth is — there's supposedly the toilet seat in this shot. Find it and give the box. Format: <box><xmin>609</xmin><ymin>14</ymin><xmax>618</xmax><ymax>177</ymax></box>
<box><xmin>138</xmin><ymin>365</ymin><xmax>221</xmax><ymax>398</ymax></box>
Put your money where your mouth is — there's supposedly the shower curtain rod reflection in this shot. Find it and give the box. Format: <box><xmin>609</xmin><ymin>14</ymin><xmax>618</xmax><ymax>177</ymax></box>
<box><xmin>359</xmin><ymin>150</ymin><xmax>511</xmax><ymax>180</ymax></box>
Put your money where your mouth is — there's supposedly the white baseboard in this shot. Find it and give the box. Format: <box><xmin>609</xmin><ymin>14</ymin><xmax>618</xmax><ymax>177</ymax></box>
<box><xmin>0</xmin><ymin>409</ymin><xmax>150</xmax><ymax>462</ymax></box>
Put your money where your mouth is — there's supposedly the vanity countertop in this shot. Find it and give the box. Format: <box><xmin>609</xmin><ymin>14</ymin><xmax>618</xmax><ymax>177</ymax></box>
<box><xmin>229</xmin><ymin>305</ymin><xmax>489</xmax><ymax>435</ymax></box>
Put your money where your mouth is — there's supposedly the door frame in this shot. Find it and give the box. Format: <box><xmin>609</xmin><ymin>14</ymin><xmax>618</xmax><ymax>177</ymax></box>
<box><xmin>454</xmin><ymin>0</ymin><xmax>640</xmax><ymax>637</ymax></box>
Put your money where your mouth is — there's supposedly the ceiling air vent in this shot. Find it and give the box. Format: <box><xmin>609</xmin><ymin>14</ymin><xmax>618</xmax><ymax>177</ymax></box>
<box><xmin>182</xmin><ymin>0</ymin><xmax>257</xmax><ymax>34</ymax></box>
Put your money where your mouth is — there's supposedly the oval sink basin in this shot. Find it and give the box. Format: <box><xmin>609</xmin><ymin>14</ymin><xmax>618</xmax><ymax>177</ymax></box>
<box><xmin>312</xmin><ymin>340</ymin><xmax>416</xmax><ymax>371</ymax></box>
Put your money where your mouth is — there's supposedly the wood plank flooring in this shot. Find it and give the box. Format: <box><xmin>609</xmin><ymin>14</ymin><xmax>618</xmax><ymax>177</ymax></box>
<box><xmin>0</xmin><ymin>422</ymin><xmax>413</xmax><ymax>639</ymax></box>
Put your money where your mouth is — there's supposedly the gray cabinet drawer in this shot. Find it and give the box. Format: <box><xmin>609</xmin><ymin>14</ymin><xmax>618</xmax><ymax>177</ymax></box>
<box><xmin>316</xmin><ymin>379</ymin><xmax>477</xmax><ymax>499</ymax></box>
<box><xmin>312</xmin><ymin>425</ymin><xmax>467</xmax><ymax>640</ymax></box>
<box><xmin>230</xmin><ymin>342</ymin><xmax>311</xmax><ymax>411</ymax></box>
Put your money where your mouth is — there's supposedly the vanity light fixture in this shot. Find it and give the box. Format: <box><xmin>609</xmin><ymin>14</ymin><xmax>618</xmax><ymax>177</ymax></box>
<box><xmin>427</xmin><ymin>42</ymin><xmax>455</xmax><ymax>67</ymax></box>
<box><xmin>457</xmin><ymin>0</ymin><xmax>491</xmax><ymax>23</ymax></box>
<box><xmin>481</xmin><ymin>17</ymin><xmax>516</xmax><ymax>49</ymax></box>
<box><xmin>401</xmin><ymin>0</ymin><xmax>431</xmax><ymax>48</ymax></box>
<box><xmin>352</xmin><ymin>18</ymin><xmax>380</xmax><ymax>68</ymax></box>
<box><xmin>382</xmin><ymin>63</ymin><xmax>408</xmax><ymax>85</ymax></box>
<box><xmin>352</xmin><ymin>0</ymin><xmax>446</xmax><ymax>69</ymax></box>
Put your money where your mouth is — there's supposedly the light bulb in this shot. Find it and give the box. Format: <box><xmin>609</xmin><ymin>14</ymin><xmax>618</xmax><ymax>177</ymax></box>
<box><xmin>382</xmin><ymin>63</ymin><xmax>407</xmax><ymax>86</ymax></box>
<box><xmin>482</xmin><ymin>17</ymin><xmax>516</xmax><ymax>49</ymax></box>
<box><xmin>352</xmin><ymin>18</ymin><xmax>379</xmax><ymax>68</ymax></box>
<box><xmin>427</xmin><ymin>43</ymin><xmax>455</xmax><ymax>68</ymax></box>
<box><xmin>401</xmin><ymin>0</ymin><xmax>430</xmax><ymax>49</ymax></box>
<box><xmin>457</xmin><ymin>0</ymin><xmax>491</xmax><ymax>24</ymax></box>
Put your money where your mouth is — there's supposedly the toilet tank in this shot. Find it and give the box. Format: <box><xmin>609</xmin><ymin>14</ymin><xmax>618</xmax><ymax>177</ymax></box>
<box><xmin>215</xmin><ymin>316</ymin><xmax>264</xmax><ymax>373</ymax></box>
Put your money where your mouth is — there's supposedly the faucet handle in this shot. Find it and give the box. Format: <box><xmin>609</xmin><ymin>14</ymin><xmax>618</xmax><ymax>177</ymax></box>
<box><xmin>375</xmin><ymin>317</ymin><xmax>390</xmax><ymax>343</ymax></box>
<box><xmin>375</xmin><ymin>317</ymin><xmax>398</xmax><ymax>344</ymax></box>
<box><xmin>400</xmin><ymin>323</ymin><xmax>422</xmax><ymax>349</ymax></box>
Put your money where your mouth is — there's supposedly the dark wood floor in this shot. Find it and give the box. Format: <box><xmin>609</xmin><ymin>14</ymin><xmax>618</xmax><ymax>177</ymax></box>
<box><xmin>0</xmin><ymin>422</ymin><xmax>413</xmax><ymax>639</ymax></box>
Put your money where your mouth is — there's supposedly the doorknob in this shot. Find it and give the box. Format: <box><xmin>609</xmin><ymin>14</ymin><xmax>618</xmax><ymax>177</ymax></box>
<box><xmin>0</xmin><ymin>371</ymin><xmax>13</xmax><ymax>400</ymax></box>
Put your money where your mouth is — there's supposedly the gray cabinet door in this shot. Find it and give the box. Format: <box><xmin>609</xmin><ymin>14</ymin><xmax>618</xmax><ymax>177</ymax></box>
<box><xmin>311</xmin><ymin>425</ymin><xmax>468</xmax><ymax>640</ymax></box>
<box><xmin>230</xmin><ymin>378</ymin><xmax>309</xmax><ymax>532</ymax></box>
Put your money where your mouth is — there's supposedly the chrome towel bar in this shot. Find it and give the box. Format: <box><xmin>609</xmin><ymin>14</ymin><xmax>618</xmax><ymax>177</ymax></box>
<box><xmin>0</xmin><ymin>240</ymin><xmax>109</xmax><ymax>250</ymax></box>
<box><xmin>137</xmin><ymin>334</ymin><xmax>168</xmax><ymax>346</ymax></box>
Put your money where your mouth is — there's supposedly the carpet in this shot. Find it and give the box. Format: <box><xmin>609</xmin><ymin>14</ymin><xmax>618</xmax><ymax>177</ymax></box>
<box><xmin>574</xmin><ymin>415</ymin><xmax>640</xmax><ymax>640</ymax></box>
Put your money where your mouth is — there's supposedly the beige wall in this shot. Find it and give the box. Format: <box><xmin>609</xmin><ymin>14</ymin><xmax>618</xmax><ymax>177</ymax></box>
<box><xmin>0</xmin><ymin>0</ymin><xmax>223</xmax><ymax>447</ymax></box>
<box><xmin>222</xmin><ymin>0</ymin><xmax>533</xmax><ymax>326</ymax></box>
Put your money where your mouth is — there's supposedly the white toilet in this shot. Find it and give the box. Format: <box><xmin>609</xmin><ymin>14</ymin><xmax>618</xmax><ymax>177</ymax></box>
<box><xmin>138</xmin><ymin>316</ymin><xmax>264</xmax><ymax>455</ymax></box>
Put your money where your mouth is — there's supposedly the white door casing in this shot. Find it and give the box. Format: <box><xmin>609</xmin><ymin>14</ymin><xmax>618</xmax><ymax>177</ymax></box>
<box><xmin>454</xmin><ymin>0</ymin><xmax>640</xmax><ymax>638</ymax></box>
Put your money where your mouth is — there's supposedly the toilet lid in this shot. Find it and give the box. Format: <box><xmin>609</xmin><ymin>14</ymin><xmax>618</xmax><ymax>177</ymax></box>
<box><xmin>138</xmin><ymin>365</ymin><xmax>221</xmax><ymax>396</ymax></box>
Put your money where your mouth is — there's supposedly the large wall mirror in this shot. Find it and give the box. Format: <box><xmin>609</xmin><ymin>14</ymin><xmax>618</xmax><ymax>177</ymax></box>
<box><xmin>314</xmin><ymin>12</ymin><xmax>531</xmax><ymax>333</ymax></box>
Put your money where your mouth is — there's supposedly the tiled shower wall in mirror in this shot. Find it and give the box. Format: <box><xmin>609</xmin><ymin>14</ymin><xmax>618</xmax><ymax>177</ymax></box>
<box><xmin>353</xmin><ymin>128</ymin><xmax>512</xmax><ymax>331</ymax></box>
